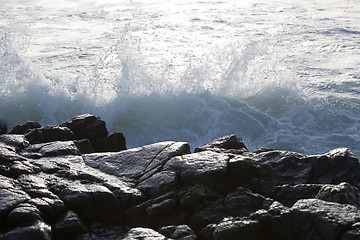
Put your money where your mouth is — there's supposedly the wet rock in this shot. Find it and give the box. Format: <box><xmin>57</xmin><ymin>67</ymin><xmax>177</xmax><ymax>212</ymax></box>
<box><xmin>25</xmin><ymin>126</ymin><xmax>75</xmax><ymax>144</ymax></box>
<box><xmin>123</xmin><ymin>227</ymin><xmax>166</xmax><ymax>240</ymax></box>
<box><xmin>0</xmin><ymin>146</ymin><xmax>28</xmax><ymax>165</ymax></box>
<box><xmin>84</xmin><ymin>141</ymin><xmax>190</xmax><ymax>185</ymax></box>
<box><xmin>158</xmin><ymin>224</ymin><xmax>196</xmax><ymax>240</ymax></box>
<box><xmin>272</xmin><ymin>183</ymin><xmax>323</xmax><ymax>207</ymax></box>
<box><xmin>164</xmin><ymin>151</ymin><xmax>230</xmax><ymax>193</ymax></box>
<box><xmin>224</xmin><ymin>187</ymin><xmax>270</xmax><ymax>217</ymax></box>
<box><xmin>52</xmin><ymin>210</ymin><xmax>86</xmax><ymax>240</ymax></box>
<box><xmin>256</xmin><ymin>148</ymin><xmax>360</xmax><ymax>195</ymax></box>
<box><xmin>316</xmin><ymin>182</ymin><xmax>360</xmax><ymax>208</ymax></box>
<box><xmin>189</xmin><ymin>198</ymin><xmax>225</xmax><ymax>232</ymax></box>
<box><xmin>9</xmin><ymin>121</ymin><xmax>41</xmax><ymax>135</ymax></box>
<box><xmin>0</xmin><ymin>134</ymin><xmax>30</xmax><ymax>151</ymax></box>
<box><xmin>179</xmin><ymin>185</ymin><xmax>220</xmax><ymax>212</ymax></box>
<box><xmin>0</xmin><ymin>176</ymin><xmax>31</xmax><ymax>227</ymax></box>
<box><xmin>269</xmin><ymin>199</ymin><xmax>360</xmax><ymax>240</ymax></box>
<box><xmin>21</xmin><ymin>141</ymin><xmax>80</xmax><ymax>158</ymax></box>
<box><xmin>105</xmin><ymin>132</ymin><xmax>127</xmax><ymax>152</ymax></box>
<box><xmin>137</xmin><ymin>170</ymin><xmax>178</xmax><ymax>198</ymax></box>
<box><xmin>7</xmin><ymin>203</ymin><xmax>42</xmax><ymax>227</ymax></box>
<box><xmin>61</xmin><ymin>114</ymin><xmax>109</xmax><ymax>152</ymax></box>
<box><xmin>28</xmin><ymin>197</ymin><xmax>66</xmax><ymax>222</ymax></box>
<box><xmin>73</xmin><ymin>139</ymin><xmax>94</xmax><ymax>154</ymax></box>
<box><xmin>4</xmin><ymin>222</ymin><xmax>52</xmax><ymax>240</ymax></box>
<box><xmin>3</xmin><ymin>160</ymin><xmax>40</xmax><ymax>178</ymax></box>
<box><xmin>194</xmin><ymin>134</ymin><xmax>248</xmax><ymax>154</ymax></box>
<box><xmin>213</xmin><ymin>217</ymin><xmax>268</xmax><ymax>240</ymax></box>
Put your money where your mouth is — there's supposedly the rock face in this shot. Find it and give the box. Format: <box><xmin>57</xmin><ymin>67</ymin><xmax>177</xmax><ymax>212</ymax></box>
<box><xmin>1</xmin><ymin>114</ymin><xmax>360</xmax><ymax>240</ymax></box>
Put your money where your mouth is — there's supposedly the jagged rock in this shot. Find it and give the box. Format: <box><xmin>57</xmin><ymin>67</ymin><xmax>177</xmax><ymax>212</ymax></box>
<box><xmin>227</xmin><ymin>154</ymin><xmax>260</xmax><ymax>191</ymax></box>
<box><xmin>21</xmin><ymin>141</ymin><xmax>81</xmax><ymax>158</ymax></box>
<box><xmin>189</xmin><ymin>198</ymin><xmax>225</xmax><ymax>232</ymax></box>
<box><xmin>224</xmin><ymin>187</ymin><xmax>271</xmax><ymax>217</ymax></box>
<box><xmin>0</xmin><ymin>134</ymin><xmax>30</xmax><ymax>151</ymax></box>
<box><xmin>123</xmin><ymin>227</ymin><xmax>166</xmax><ymax>240</ymax></box>
<box><xmin>213</xmin><ymin>217</ymin><xmax>268</xmax><ymax>240</ymax></box>
<box><xmin>268</xmin><ymin>199</ymin><xmax>360</xmax><ymax>240</ymax></box>
<box><xmin>61</xmin><ymin>114</ymin><xmax>110</xmax><ymax>152</ymax></box>
<box><xmin>73</xmin><ymin>139</ymin><xmax>94</xmax><ymax>154</ymax></box>
<box><xmin>55</xmin><ymin>181</ymin><xmax>122</xmax><ymax>223</ymax></box>
<box><xmin>316</xmin><ymin>182</ymin><xmax>360</xmax><ymax>208</ymax></box>
<box><xmin>158</xmin><ymin>224</ymin><xmax>196</xmax><ymax>240</ymax></box>
<box><xmin>164</xmin><ymin>151</ymin><xmax>230</xmax><ymax>193</ymax></box>
<box><xmin>255</xmin><ymin>148</ymin><xmax>360</xmax><ymax>195</ymax></box>
<box><xmin>137</xmin><ymin>170</ymin><xmax>178</xmax><ymax>198</ymax></box>
<box><xmin>28</xmin><ymin>197</ymin><xmax>66</xmax><ymax>222</ymax></box>
<box><xmin>4</xmin><ymin>222</ymin><xmax>52</xmax><ymax>240</ymax></box>
<box><xmin>9</xmin><ymin>121</ymin><xmax>41</xmax><ymax>134</ymax></box>
<box><xmin>0</xmin><ymin>176</ymin><xmax>31</xmax><ymax>228</ymax></box>
<box><xmin>7</xmin><ymin>203</ymin><xmax>42</xmax><ymax>227</ymax></box>
<box><xmin>3</xmin><ymin>160</ymin><xmax>40</xmax><ymax>178</ymax></box>
<box><xmin>25</xmin><ymin>126</ymin><xmax>75</xmax><ymax>144</ymax></box>
<box><xmin>272</xmin><ymin>183</ymin><xmax>323</xmax><ymax>207</ymax></box>
<box><xmin>194</xmin><ymin>134</ymin><xmax>248</xmax><ymax>153</ymax></box>
<box><xmin>83</xmin><ymin>141</ymin><xmax>190</xmax><ymax>185</ymax></box>
<box><xmin>0</xmin><ymin>146</ymin><xmax>28</xmax><ymax>165</ymax></box>
<box><xmin>52</xmin><ymin>210</ymin><xmax>86</xmax><ymax>240</ymax></box>
<box><xmin>105</xmin><ymin>132</ymin><xmax>127</xmax><ymax>152</ymax></box>
<box><xmin>179</xmin><ymin>185</ymin><xmax>220</xmax><ymax>212</ymax></box>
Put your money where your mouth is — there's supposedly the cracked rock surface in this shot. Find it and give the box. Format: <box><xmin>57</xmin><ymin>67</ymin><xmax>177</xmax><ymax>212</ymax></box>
<box><xmin>1</xmin><ymin>114</ymin><xmax>360</xmax><ymax>240</ymax></box>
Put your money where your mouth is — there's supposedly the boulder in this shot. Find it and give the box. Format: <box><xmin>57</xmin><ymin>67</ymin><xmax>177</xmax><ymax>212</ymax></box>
<box><xmin>158</xmin><ymin>225</ymin><xmax>196</xmax><ymax>240</ymax></box>
<box><xmin>4</xmin><ymin>222</ymin><xmax>52</xmax><ymax>240</ymax></box>
<box><xmin>7</xmin><ymin>203</ymin><xmax>42</xmax><ymax>227</ymax></box>
<box><xmin>123</xmin><ymin>227</ymin><xmax>166</xmax><ymax>240</ymax></box>
<box><xmin>24</xmin><ymin>126</ymin><xmax>75</xmax><ymax>144</ymax></box>
<box><xmin>255</xmin><ymin>148</ymin><xmax>360</xmax><ymax>195</ymax></box>
<box><xmin>179</xmin><ymin>185</ymin><xmax>220</xmax><ymax>212</ymax></box>
<box><xmin>316</xmin><ymin>182</ymin><xmax>360</xmax><ymax>208</ymax></box>
<box><xmin>52</xmin><ymin>210</ymin><xmax>87</xmax><ymax>240</ymax></box>
<box><xmin>137</xmin><ymin>170</ymin><xmax>178</xmax><ymax>198</ymax></box>
<box><xmin>194</xmin><ymin>134</ymin><xmax>248</xmax><ymax>153</ymax></box>
<box><xmin>9</xmin><ymin>121</ymin><xmax>41</xmax><ymax>134</ymax></box>
<box><xmin>0</xmin><ymin>134</ymin><xmax>30</xmax><ymax>151</ymax></box>
<box><xmin>164</xmin><ymin>151</ymin><xmax>230</xmax><ymax>193</ymax></box>
<box><xmin>21</xmin><ymin>141</ymin><xmax>80</xmax><ymax>158</ymax></box>
<box><xmin>83</xmin><ymin>141</ymin><xmax>190</xmax><ymax>185</ymax></box>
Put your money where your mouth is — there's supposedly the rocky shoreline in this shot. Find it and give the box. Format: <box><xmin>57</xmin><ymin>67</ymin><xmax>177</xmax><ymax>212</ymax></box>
<box><xmin>1</xmin><ymin>114</ymin><xmax>360</xmax><ymax>240</ymax></box>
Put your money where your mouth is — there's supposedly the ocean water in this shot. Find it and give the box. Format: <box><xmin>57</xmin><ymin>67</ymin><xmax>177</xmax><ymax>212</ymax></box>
<box><xmin>1</xmin><ymin>0</ymin><xmax>359</xmax><ymax>156</ymax></box>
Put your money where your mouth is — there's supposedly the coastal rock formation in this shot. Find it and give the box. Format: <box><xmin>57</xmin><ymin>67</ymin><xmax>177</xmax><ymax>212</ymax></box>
<box><xmin>0</xmin><ymin>114</ymin><xmax>360</xmax><ymax>240</ymax></box>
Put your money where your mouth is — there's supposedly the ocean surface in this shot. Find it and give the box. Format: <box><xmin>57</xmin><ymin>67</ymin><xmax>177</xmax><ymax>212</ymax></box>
<box><xmin>1</xmin><ymin>0</ymin><xmax>359</xmax><ymax>156</ymax></box>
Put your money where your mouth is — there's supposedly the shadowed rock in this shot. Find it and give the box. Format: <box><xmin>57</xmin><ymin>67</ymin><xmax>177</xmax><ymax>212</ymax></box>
<box><xmin>9</xmin><ymin>121</ymin><xmax>41</xmax><ymax>135</ymax></box>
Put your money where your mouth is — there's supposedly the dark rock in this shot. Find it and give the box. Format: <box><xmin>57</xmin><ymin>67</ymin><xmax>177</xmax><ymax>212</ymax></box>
<box><xmin>316</xmin><ymin>182</ymin><xmax>360</xmax><ymax>208</ymax></box>
<box><xmin>179</xmin><ymin>185</ymin><xmax>220</xmax><ymax>212</ymax></box>
<box><xmin>4</xmin><ymin>222</ymin><xmax>52</xmax><ymax>240</ymax></box>
<box><xmin>52</xmin><ymin>210</ymin><xmax>86</xmax><ymax>240</ymax></box>
<box><xmin>227</xmin><ymin>154</ymin><xmax>260</xmax><ymax>191</ymax></box>
<box><xmin>105</xmin><ymin>132</ymin><xmax>127</xmax><ymax>152</ymax></box>
<box><xmin>0</xmin><ymin>146</ymin><xmax>28</xmax><ymax>165</ymax></box>
<box><xmin>9</xmin><ymin>121</ymin><xmax>41</xmax><ymax>134</ymax></box>
<box><xmin>73</xmin><ymin>139</ymin><xmax>94</xmax><ymax>154</ymax></box>
<box><xmin>272</xmin><ymin>183</ymin><xmax>323</xmax><ymax>207</ymax></box>
<box><xmin>7</xmin><ymin>203</ymin><xmax>42</xmax><ymax>227</ymax></box>
<box><xmin>56</xmin><ymin>182</ymin><xmax>122</xmax><ymax>224</ymax></box>
<box><xmin>84</xmin><ymin>141</ymin><xmax>190</xmax><ymax>185</ymax></box>
<box><xmin>21</xmin><ymin>141</ymin><xmax>81</xmax><ymax>158</ymax></box>
<box><xmin>189</xmin><ymin>198</ymin><xmax>225</xmax><ymax>232</ymax></box>
<box><xmin>341</xmin><ymin>223</ymin><xmax>360</xmax><ymax>240</ymax></box>
<box><xmin>0</xmin><ymin>134</ymin><xmax>30</xmax><ymax>151</ymax></box>
<box><xmin>255</xmin><ymin>148</ymin><xmax>360</xmax><ymax>195</ymax></box>
<box><xmin>164</xmin><ymin>151</ymin><xmax>230</xmax><ymax>193</ymax></box>
<box><xmin>158</xmin><ymin>225</ymin><xmax>196</xmax><ymax>240</ymax></box>
<box><xmin>194</xmin><ymin>134</ymin><xmax>248</xmax><ymax>153</ymax></box>
<box><xmin>213</xmin><ymin>217</ymin><xmax>269</xmax><ymax>240</ymax></box>
<box><xmin>0</xmin><ymin>176</ymin><xmax>31</xmax><ymax>228</ymax></box>
<box><xmin>268</xmin><ymin>199</ymin><xmax>360</xmax><ymax>240</ymax></box>
<box><xmin>25</xmin><ymin>126</ymin><xmax>75</xmax><ymax>144</ymax></box>
<box><xmin>224</xmin><ymin>187</ymin><xmax>270</xmax><ymax>218</ymax></box>
<box><xmin>28</xmin><ymin>198</ymin><xmax>66</xmax><ymax>222</ymax></box>
<box><xmin>123</xmin><ymin>227</ymin><xmax>166</xmax><ymax>240</ymax></box>
<box><xmin>61</xmin><ymin>114</ymin><xmax>108</xmax><ymax>152</ymax></box>
<box><xmin>137</xmin><ymin>170</ymin><xmax>178</xmax><ymax>198</ymax></box>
